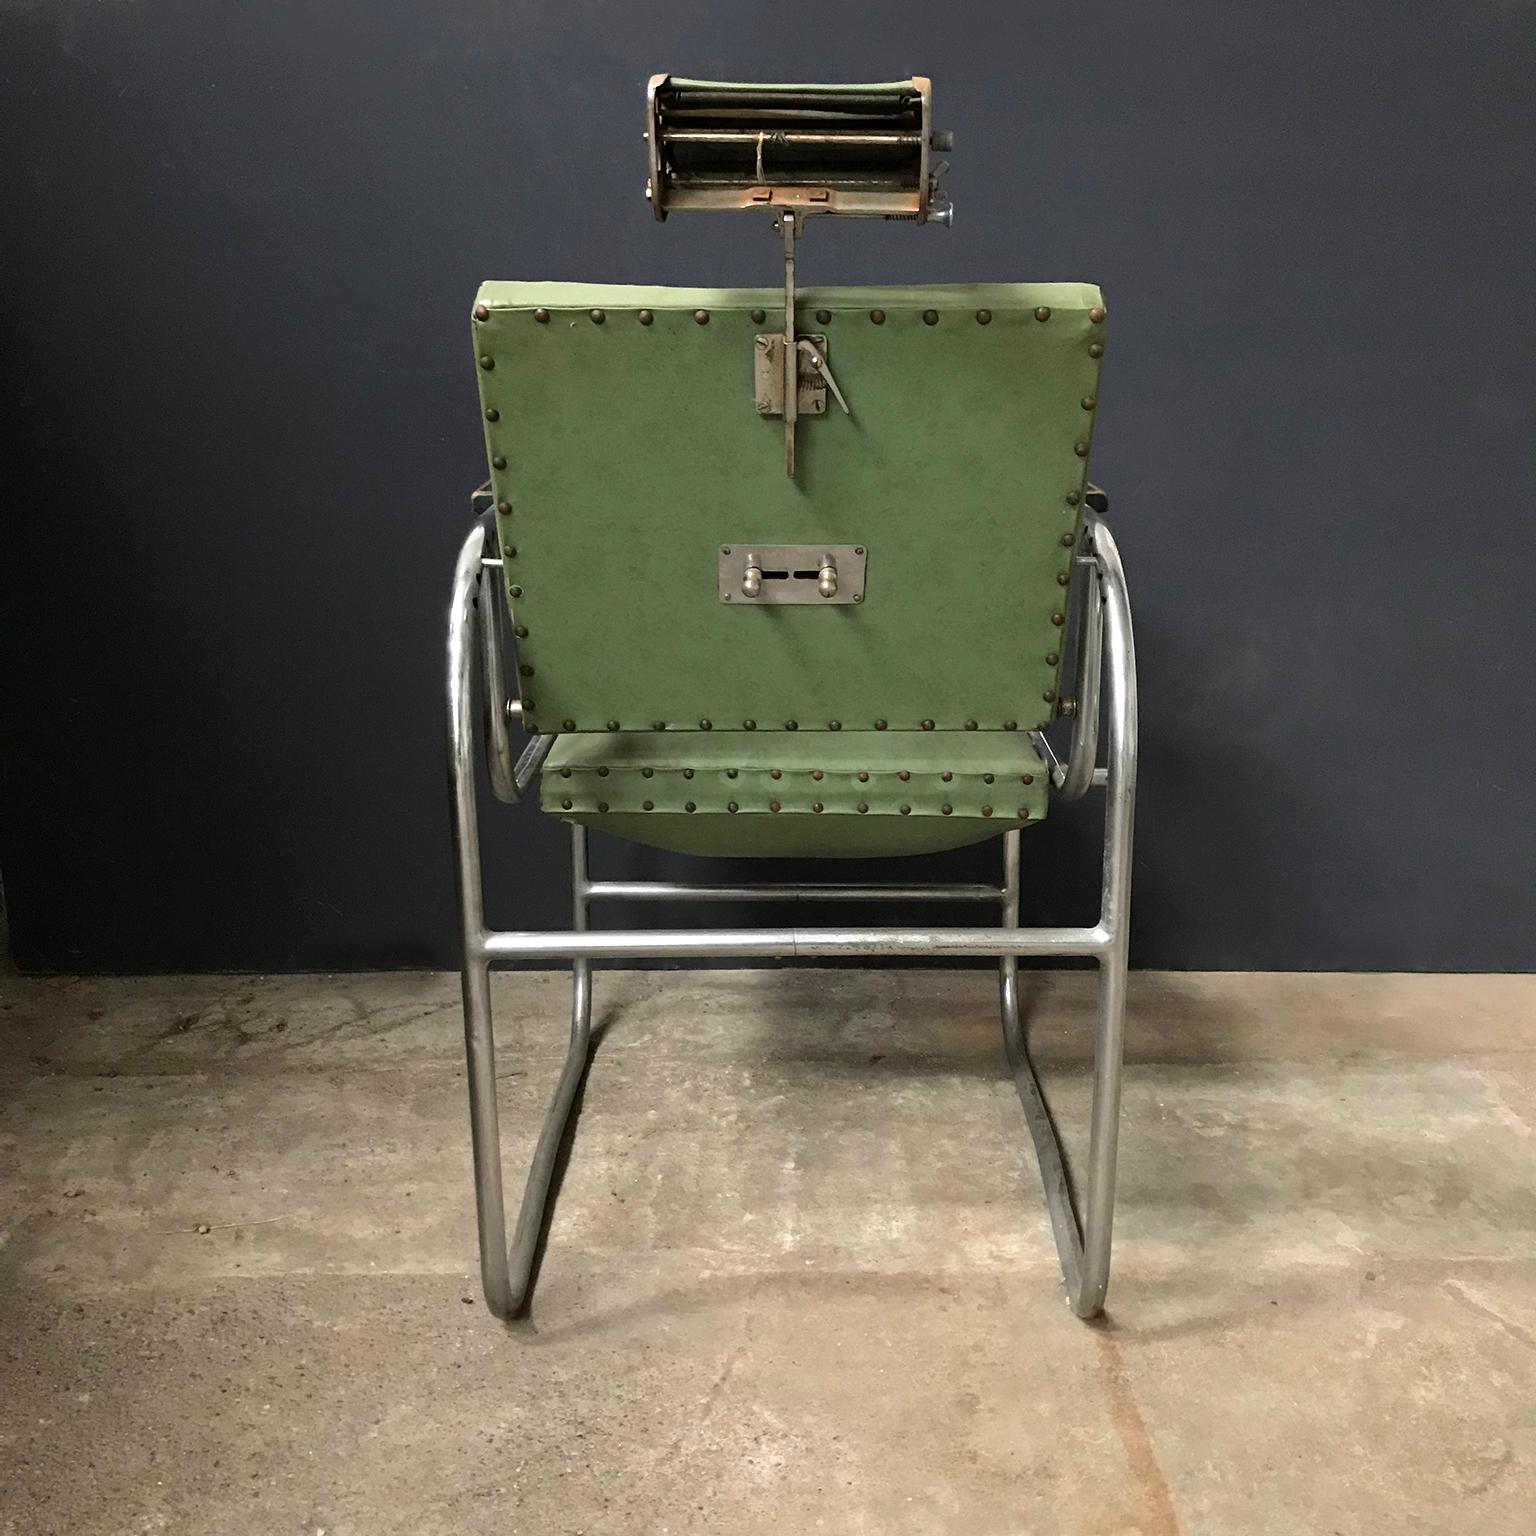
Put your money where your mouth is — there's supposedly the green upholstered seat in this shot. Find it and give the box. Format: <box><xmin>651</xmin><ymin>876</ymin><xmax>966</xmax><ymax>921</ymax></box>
<box><xmin>541</xmin><ymin>730</ymin><xmax>1049</xmax><ymax>857</ymax></box>
<box><xmin>473</xmin><ymin>279</ymin><xmax>1104</xmax><ymax>857</ymax></box>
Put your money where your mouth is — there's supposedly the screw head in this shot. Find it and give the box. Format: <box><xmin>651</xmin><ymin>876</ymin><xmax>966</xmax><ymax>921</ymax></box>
<box><xmin>812</xmin><ymin>802</ymin><xmax>824</xmax><ymax>813</ymax></box>
<box><xmin>743</xmin><ymin>719</ymin><xmax>756</xmax><ymax>730</ymax></box>
<box><xmin>941</xmin><ymin>772</ymin><xmax>953</xmax><ymax>783</ymax></box>
<box><xmin>562</xmin><ymin>798</ymin><xmax>572</xmax><ymax>810</ymax></box>
<box><xmin>641</xmin><ymin>767</ymin><xmax>653</xmax><ymax>778</ymax></box>
<box><xmin>638</xmin><ymin>309</ymin><xmax>654</xmax><ymax>325</ymax></box>
<box><xmin>682</xmin><ymin>769</ymin><xmax>693</xmax><ymax>779</ymax></box>
<box><xmin>853</xmin><ymin>594</ymin><xmax>863</xmax><ymax>603</ymax></box>
<box><xmin>857</xmin><ymin>802</ymin><xmax>869</xmax><ymax>814</ymax></box>
<box><xmin>1018</xmin><ymin>807</ymin><xmax>1030</xmax><ymax>819</ymax></box>
<box><xmin>828</xmin><ymin>720</ymin><xmax>841</xmax><ymax>731</ymax></box>
<box><xmin>589</xmin><ymin>308</ymin><xmax>605</xmax><ymax>324</ymax></box>
<box><xmin>479</xmin><ymin>355</ymin><xmax>495</xmax><ymax>370</ymax></box>
<box><xmin>1089</xmin><ymin>341</ymin><xmax>1103</xmax><ymax>358</ymax></box>
<box><xmin>726</xmin><ymin>768</ymin><xmax>737</xmax><ymax>779</ymax></box>
<box><xmin>694</xmin><ymin>309</ymin><xmax>709</xmax><ymax>325</ymax></box>
<box><xmin>897</xmin><ymin>770</ymin><xmax>911</xmax><ymax>782</ymax></box>
<box><xmin>1082</xmin><ymin>396</ymin><xmax>1097</xmax><ymax>410</ymax></box>
<box><xmin>816</xmin><ymin>309</ymin><xmax>831</xmax><ymax>325</ymax></box>
<box><xmin>983</xmin><ymin>773</ymin><xmax>995</xmax><ymax>784</ymax></box>
<box><xmin>751</xmin><ymin>308</ymin><xmax>766</xmax><ymax>323</ymax></box>
<box><xmin>492</xmin><ymin>455</ymin><xmax>507</xmax><ymax>470</ymax></box>
<box><xmin>1003</xmin><ymin>720</ymin><xmax>1018</xmax><ymax>731</ymax></box>
<box><xmin>496</xmin><ymin>500</ymin><xmax>511</xmax><ymax>515</ymax></box>
<box><xmin>1074</xmin><ymin>442</ymin><xmax>1089</xmax><ymax>457</ymax></box>
<box><xmin>1060</xmin><ymin>533</ymin><xmax>1074</xmax><ymax>547</ymax></box>
<box><xmin>508</xmin><ymin>584</ymin><xmax>522</xmax><ymax>597</ymax></box>
<box><xmin>1023</xmin><ymin>773</ymin><xmax>1034</xmax><ymax>785</ymax></box>
<box><xmin>899</xmin><ymin>803</ymin><xmax>912</xmax><ymax>815</ymax></box>
<box><xmin>1057</xmin><ymin>572</ymin><xmax>1071</xmax><ymax>586</ymax></box>
<box><xmin>964</xmin><ymin>719</ymin><xmax>978</xmax><ymax>730</ymax></box>
<box><xmin>785</xmin><ymin>720</ymin><xmax>798</xmax><ymax>731</ymax></box>
<box><xmin>1034</xmin><ymin>306</ymin><xmax>1051</xmax><ymax>322</ymax></box>
<box><xmin>857</xmin><ymin>771</ymin><xmax>869</xmax><ymax>782</ymax></box>
<box><xmin>473</xmin><ymin>302</ymin><xmax>489</xmax><ymax>321</ymax></box>
<box><xmin>770</xmin><ymin>800</ymin><xmax>781</xmax><ymax>812</ymax></box>
<box><xmin>642</xmin><ymin>799</ymin><xmax>654</xmax><ymax>811</ymax></box>
<box><xmin>921</xmin><ymin>719</ymin><xmax>935</xmax><ymax>731</ymax></box>
<box><xmin>597</xmin><ymin>801</ymin><xmax>609</xmax><ymax>812</ymax></box>
<box><xmin>811</xmin><ymin>770</ymin><xmax>824</xmax><ymax>781</ymax></box>
<box><xmin>606</xmin><ymin>719</ymin><xmax>619</xmax><ymax>731</ymax></box>
<box><xmin>485</xmin><ymin>407</ymin><xmax>500</xmax><ymax>422</ymax></box>
<box><xmin>941</xmin><ymin>804</ymin><xmax>952</xmax><ymax>815</ymax></box>
<box><xmin>727</xmin><ymin>801</ymin><xmax>739</xmax><ymax>813</ymax></box>
<box><xmin>922</xmin><ymin>309</ymin><xmax>939</xmax><ymax>326</ymax></box>
<box><xmin>534</xmin><ymin>308</ymin><xmax>550</xmax><ymax>323</ymax></box>
<box><xmin>875</xmin><ymin>719</ymin><xmax>887</xmax><ymax>730</ymax></box>
<box><xmin>1089</xmin><ymin>306</ymin><xmax>1106</xmax><ymax>323</ymax></box>
<box><xmin>700</xmin><ymin>718</ymin><xmax>712</xmax><ymax>730</ymax></box>
<box><xmin>870</xmin><ymin>309</ymin><xmax>886</xmax><ymax>324</ymax></box>
<box><xmin>1046</xmin><ymin>652</ymin><xmax>1060</xmax><ymax>666</ymax></box>
<box><xmin>976</xmin><ymin>309</ymin><xmax>992</xmax><ymax>324</ymax></box>
<box><xmin>1066</xmin><ymin>490</ymin><xmax>1082</xmax><ymax>506</ymax></box>
<box><xmin>1043</xmin><ymin>690</ymin><xmax>1056</xmax><ymax>703</ymax></box>
<box><xmin>1051</xmin><ymin>612</ymin><xmax>1065</xmax><ymax>626</ymax></box>
<box><xmin>685</xmin><ymin>801</ymin><xmax>696</xmax><ymax>812</ymax></box>
<box><xmin>981</xmin><ymin>805</ymin><xmax>993</xmax><ymax>817</ymax></box>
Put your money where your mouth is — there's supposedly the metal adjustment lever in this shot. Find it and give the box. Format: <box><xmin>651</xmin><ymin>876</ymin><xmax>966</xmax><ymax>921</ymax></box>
<box><xmin>818</xmin><ymin>554</ymin><xmax>838</xmax><ymax>598</ymax></box>
<box><xmin>741</xmin><ymin>556</ymin><xmax>763</xmax><ymax>598</ymax></box>
<box><xmin>797</xmin><ymin>340</ymin><xmax>850</xmax><ymax>414</ymax></box>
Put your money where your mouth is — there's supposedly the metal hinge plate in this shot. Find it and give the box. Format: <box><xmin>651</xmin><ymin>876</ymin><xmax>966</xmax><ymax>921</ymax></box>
<box><xmin>754</xmin><ymin>333</ymin><xmax>828</xmax><ymax>416</ymax></box>
<box><xmin>718</xmin><ymin>543</ymin><xmax>867</xmax><ymax>605</ymax></box>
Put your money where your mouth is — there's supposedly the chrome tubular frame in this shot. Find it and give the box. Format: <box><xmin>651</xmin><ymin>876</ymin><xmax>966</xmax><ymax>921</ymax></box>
<box><xmin>446</xmin><ymin>509</ymin><xmax>1137</xmax><ymax>1321</ymax></box>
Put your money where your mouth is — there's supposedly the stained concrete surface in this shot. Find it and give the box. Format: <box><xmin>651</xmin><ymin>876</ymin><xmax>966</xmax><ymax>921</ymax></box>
<box><xmin>1</xmin><ymin>966</ymin><xmax>1534</xmax><ymax>1535</ymax></box>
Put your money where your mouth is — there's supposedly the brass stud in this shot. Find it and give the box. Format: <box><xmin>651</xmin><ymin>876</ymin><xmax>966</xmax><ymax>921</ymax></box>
<box><xmin>1034</xmin><ymin>306</ymin><xmax>1051</xmax><ymax>322</ymax></box>
<box><xmin>597</xmin><ymin>801</ymin><xmax>609</xmax><ymax>812</ymax></box>
<box><xmin>726</xmin><ymin>768</ymin><xmax>738</xmax><ymax>779</ymax></box>
<box><xmin>685</xmin><ymin>801</ymin><xmax>696</xmax><ymax>813</ymax></box>
<box><xmin>1051</xmin><ymin>612</ymin><xmax>1065</xmax><ymax>626</ymax></box>
<box><xmin>638</xmin><ymin>309</ymin><xmax>654</xmax><ymax>325</ymax></box>
<box><xmin>1089</xmin><ymin>341</ymin><xmax>1103</xmax><ymax>358</ymax></box>
<box><xmin>964</xmin><ymin>719</ymin><xmax>978</xmax><ymax>731</ymax></box>
<box><xmin>770</xmin><ymin>800</ymin><xmax>781</xmax><ymax>812</ymax></box>
<box><xmin>596</xmin><ymin>767</ymin><xmax>608</xmax><ymax>777</ymax></box>
<box><xmin>751</xmin><ymin>308</ymin><xmax>766</xmax><ymax>323</ymax></box>
<box><xmin>589</xmin><ymin>309</ymin><xmax>605</xmax><ymax>324</ymax></box>
<box><xmin>1018</xmin><ymin>808</ymin><xmax>1030</xmax><ymax>820</ymax></box>
<box><xmin>1074</xmin><ymin>442</ymin><xmax>1089</xmax><ymax>457</ymax></box>
<box><xmin>812</xmin><ymin>802</ymin><xmax>824</xmax><ymax>814</ymax></box>
<box><xmin>1089</xmin><ymin>306</ymin><xmax>1105</xmax><ymax>323</ymax></box>
<box><xmin>941</xmin><ymin>771</ymin><xmax>953</xmax><ymax>783</ymax></box>
<box><xmin>743</xmin><ymin>719</ymin><xmax>756</xmax><ymax>730</ymax></box>
<box><xmin>870</xmin><ymin>309</ymin><xmax>886</xmax><ymax>324</ymax></box>
<box><xmin>492</xmin><ymin>454</ymin><xmax>507</xmax><ymax>469</ymax></box>
<box><xmin>941</xmin><ymin>804</ymin><xmax>952</xmax><ymax>815</ymax></box>
<box><xmin>1082</xmin><ymin>396</ymin><xmax>1096</xmax><ymax>411</ymax></box>
<box><xmin>700</xmin><ymin>718</ymin><xmax>711</xmax><ymax>730</ymax></box>
<box><xmin>1066</xmin><ymin>489</ymin><xmax>1081</xmax><ymax>505</ymax></box>
<box><xmin>1060</xmin><ymin>533</ymin><xmax>1074</xmax><ymax>547</ymax></box>
<box><xmin>857</xmin><ymin>802</ymin><xmax>869</xmax><ymax>814</ymax></box>
<box><xmin>769</xmin><ymin>769</ymin><xmax>782</xmax><ymax>780</ymax></box>
<box><xmin>485</xmin><ymin>407</ymin><xmax>500</xmax><ymax>422</ymax></box>
<box><xmin>643</xmin><ymin>800</ymin><xmax>653</xmax><ymax>811</ymax></box>
<box><xmin>694</xmin><ymin>309</ymin><xmax>709</xmax><ymax>325</ymax></box>
<box><xmin>641</xmin><ymin>767</ymin><xmax>654</xmax><ymax>778</ymax></box>
<box><xmin>534</xmin><ymin>308</ymin><xmax>550</xmax><ymax>323</ymax></box>
<box><xmin>875</xmin><ymin>719</ymin><xmax>888</xmax><ymax>730</ymax></box>
<box><xmin>976</xmin><ymin>308</ymin><xmax>993</xmax><ymax>325</ymax></box>
<box><xmin>1003</xmin><ymin>720</ymin><xmax>1018</xmax><ymax>731</ymax></box>
<box><xmin>899</xmin><ymin>803</ymin><xmax>912</xmax><ymax>815</ymax></box>
<box><xmin>1022</xmin><ymin>773</ymin><xmax>1034</xmax><ymax>785</ymax></box>
<box><xmin>562</xmin><ymin>798</ymin><xmax>572</xmax><ymax>810</ymax></box>
<box><xmin>828</xmin><ymin>720</ymin><xmax>841</xmax><ymax>731</ymax></box>
<box><xmin>519</xmin><ymin>664</ymin><xmax>534</xmax><ymax>678</ymax></box>
<box><xmin>921</xmin><ymin>719</ymin><xmax>935</xmax><ymax>731</ymax></box>
<box><xmin>514</xmin><ymin>625</ymin><xmax>528</xmax><ymax>638</ymax></box>
<box><xmin>509</xmin><ymin>584</ymin><xmax>522</xmax><ymax>597</ymax></box>
<box><xmin>816</xmin><ymin>308</ymin><xmax>831</xmax><ymax>325</ymax></box>
<box><xmin>504</xmin><ymin>545</ymin><xmax>517</xmax><ymax>558</ymax></box>
<box><xmin>497</xmin><ymin>500</ymin><xmax>511</xmax><ymax>515</ymax></box>
<box><xmin>560</xmin><ymin>767</ymin><xmax>572</xmax><ymax>778</ymax></box>
<box><xmin>981</xmin><ymin>805</ymin><xmax>993</xmax><ymax>817</ymax></box>
<box><xmin>473</xmin><ymin>303</ymin><xmax>489</xmax><ymax>322</ymax></box>
<box><xmin>811</xmin><ymin>770</ymin><xmax>824</xmax><ymax>781</ymax></box>
<box><xmin>727</xmin><ymin>801</ymin><xmax>739</xmax><ymax>813</ymax></box>
<box><xmin>1057</xmin><ymin>572</ymin><xmax>1071</xmax><ymax>586</ymax></box>
<box><xmin>983</xmin><ymin>772</ymin><xmax>996</xmax><ymax>784</ymax></box>
<box><xmin>897</xmin><ymin>770</ymin><xmax>911</xmax><ymax>782</ymax></box>
<box><xmin>606</xmin><ymin>719</ymin><xmax>620</xmax><ymax>731</ymax></box>
<box><xmin>682</xmin><ymin>768</ymin><xmax>694</xmax><ymax>779</ymax></box>
<box><xmin>1043</xmin><ymin>690</ymin><xmax>1056</xmax><ymax>703</ymax></box>
<box><xmin>651</xmin><ymin>719</ymin><xmax>665</xmax><ymax>731</ymax></box>
<box><xmin>857</xmin><ymin>771</ymin><xmax>869</xmax><ymax>782</ymax></box>
<box><xmin>1046</xmin><ymin>652</ymin><xmax>1059</xmax><ymax>666</ymax></box>
<box><xmin>479</xmin><ymin>354</ymin><xmax>495</xmax><ymax>370</ymax></box>
<box><xmin>922</xmin><ymin>309</ymin><xmax>939</xmax><ymax>325</ymax></box>
<box><xmin>785</xmin><ymin>720</ymin><xmax>798</xmax><ymax>731</ymax></box>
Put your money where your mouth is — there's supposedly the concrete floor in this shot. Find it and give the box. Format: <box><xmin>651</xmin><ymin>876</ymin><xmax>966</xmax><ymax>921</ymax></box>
<box><xmin>2</xmin><ymin>967</ymin><xmax>1534</xmax><ymax>1534</ymax></box>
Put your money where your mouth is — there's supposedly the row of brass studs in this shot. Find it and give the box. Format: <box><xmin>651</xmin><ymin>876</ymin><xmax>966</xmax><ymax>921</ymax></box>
<box><xmin>557</xmin><ymin>767</ymin><xmax>1037</xmax><ymax>784</ymax></box>
<box><xmin>549</xmin><ymin>719</ymin><xmax>1037</xmax><ymax>732</ymax></box>
<box><xmin>477</xmin><ymin>305</ymin><xmax>1106</xmax><ymax>328</ymax></box>
<box><xmin>558</xmin><ymin>797</ymin><xmax>1033</xmax><ymax>819</ymax></box>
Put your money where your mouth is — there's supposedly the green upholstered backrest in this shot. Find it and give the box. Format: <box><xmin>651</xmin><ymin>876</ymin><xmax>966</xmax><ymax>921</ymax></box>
<box><xmin>472</xmin><ymin>282</ymin><xmax>1104</xmax><ymax>740</ymax></box>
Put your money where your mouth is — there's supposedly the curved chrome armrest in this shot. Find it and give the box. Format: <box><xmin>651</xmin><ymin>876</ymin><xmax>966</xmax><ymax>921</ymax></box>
<box><xmin>457</xmin><ymin>515</ymin><xmax>556</xmax><ymax>805</ymax></box>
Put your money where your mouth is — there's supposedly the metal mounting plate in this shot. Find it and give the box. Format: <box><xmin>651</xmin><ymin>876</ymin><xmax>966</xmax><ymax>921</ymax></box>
<box><xmin>719</xmin><ymin>543</ymin><xmax>867</xmax><ymax>605</ymax></box>
<box><xmin>754</xmin><ymin>333</ymin><xmax>828</xmax><ymax>416</ymax></box>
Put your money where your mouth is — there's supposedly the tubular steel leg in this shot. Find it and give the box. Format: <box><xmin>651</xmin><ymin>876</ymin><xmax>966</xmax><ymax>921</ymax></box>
<box><xmin>998</xmin><ymin>515</ymin><xmax>1136</xmax><ymax>1318</ymax></box>
<box><xmin>449</xmin><ymin>523</ymin><xmax>597</xmax><ymax>1319</ymax></box>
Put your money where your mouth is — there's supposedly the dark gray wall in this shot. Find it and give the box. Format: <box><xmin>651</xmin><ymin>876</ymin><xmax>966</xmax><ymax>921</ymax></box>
<box><xmin>3</xmin><ymin>2</ymin><xmax>1533</xmax><ymax>973</ymax></box>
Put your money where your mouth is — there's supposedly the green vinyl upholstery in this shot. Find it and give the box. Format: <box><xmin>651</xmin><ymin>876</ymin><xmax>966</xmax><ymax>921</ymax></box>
<box><xmin>472</xmin><ymin>280</ymin><xmax>1105</xmax><ymax>857</ymax></box>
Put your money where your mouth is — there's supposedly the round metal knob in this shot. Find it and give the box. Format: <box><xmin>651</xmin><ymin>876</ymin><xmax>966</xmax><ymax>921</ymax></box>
<box><xmin>742</xmin><ymin>558</ymin><xmax>763</xmax><ymax>599</ymax></box>
<box><xmin>817</xmin><ymin>558</ymin><xmax>838</xmax><ymax>599</ymax></box>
